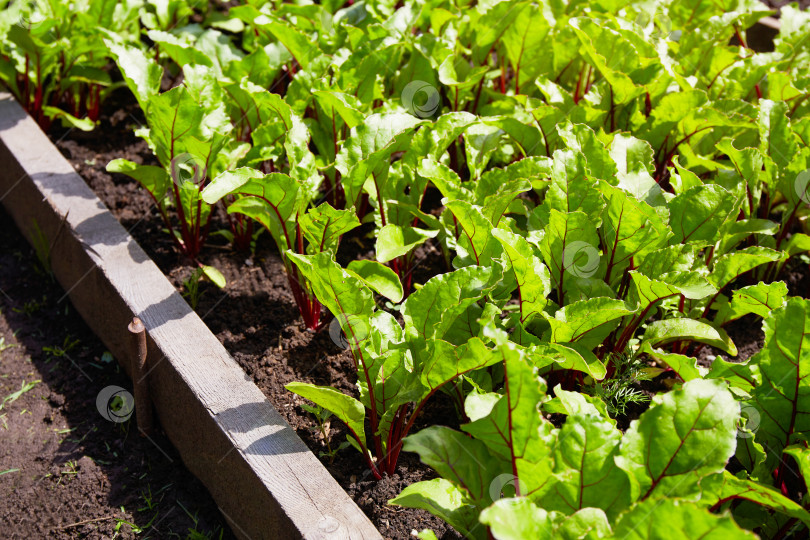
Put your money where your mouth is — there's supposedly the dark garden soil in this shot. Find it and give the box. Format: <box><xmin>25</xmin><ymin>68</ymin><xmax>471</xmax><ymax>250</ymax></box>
<box><xmin>0</xmin><ymin>209</ymin><xmax>234</xmax><ymax>539</ymax></box>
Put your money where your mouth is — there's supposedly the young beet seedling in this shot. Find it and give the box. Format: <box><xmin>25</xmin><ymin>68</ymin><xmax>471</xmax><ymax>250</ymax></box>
<box><xmin>300</xmin><ymin>403</ymin><xmax>350</xmax><ymax>464</ymax></box>
<box><xmin>181</xmin><ymin>265</ymin><xmax>226</xmax><ymax>310</ymax></box>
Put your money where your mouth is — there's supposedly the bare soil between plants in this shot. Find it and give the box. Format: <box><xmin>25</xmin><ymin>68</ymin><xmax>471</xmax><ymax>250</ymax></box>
<box><xmin>23</xmin><ymin>77</ymin><xmax>810</xmax><ymax>539</ymax></box>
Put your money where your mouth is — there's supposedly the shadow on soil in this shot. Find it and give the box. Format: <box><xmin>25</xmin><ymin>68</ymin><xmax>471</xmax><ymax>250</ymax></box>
<box><xmin>0</xmin><ymin>207</ymin><xmax>233</xmax><ymax>538</ymax></box>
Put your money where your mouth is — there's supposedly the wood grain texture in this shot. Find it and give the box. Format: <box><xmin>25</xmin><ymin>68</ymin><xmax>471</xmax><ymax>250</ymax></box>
<box><xmin>0</xmin><ymin>93</ymin><xmax>382</xmax><ymax>540</ymax></box>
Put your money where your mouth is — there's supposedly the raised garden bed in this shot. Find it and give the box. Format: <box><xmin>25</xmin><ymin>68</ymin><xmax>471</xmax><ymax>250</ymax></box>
<box><xmin>52</xmin><ymin>75</ymin><xmax>458</xmax><ymax>540</ymax></box>
<box><xmin>3</xmin><ymin>1</ymin><xmax>810</xmax><ymax>539</ymax></box>
<box><xmin>0</xmin><ymin>92</ymin><xmax>382</xmax><ymax>539</ymax></box>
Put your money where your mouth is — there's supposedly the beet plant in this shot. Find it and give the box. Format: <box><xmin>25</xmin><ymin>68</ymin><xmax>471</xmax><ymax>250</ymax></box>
<box><xmin>105</xmin><ymin>43</ymin><xmax>240</xmax><ymax>261</ymax></box>
<box><xmin>202</xmin><ymin>169</ymin><xmax>359</xmax><ymax>329</ymax></box>
<box><xmin>140</xmin><ymin>24</ymin><xmax>321</xmax><ymax>256</ymax></box>
<box><xmin>138</xmin><ymin>0</ymin><xmax>207</xmax><ymax>33</ymax></box>
<box><xmin>415</xmin><ymin>120</ymin><xmax>793</xmax><ymax>385</ymax></box>
<box><xmin>0</xmin><ymin>0</ymin><xmax>141</xmax><ymax>131</ymax></box>
<box><xmin>285</xmin><ymin>253</ymin><xmax>514</xmax><ymax>477</ymax></box>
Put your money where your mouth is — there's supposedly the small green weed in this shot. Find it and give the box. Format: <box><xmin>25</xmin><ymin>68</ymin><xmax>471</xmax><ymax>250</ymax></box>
<box><xmin>0</xmin><ymin>379</ymin><xmax>40</xmax><ymax>411</ymax></box>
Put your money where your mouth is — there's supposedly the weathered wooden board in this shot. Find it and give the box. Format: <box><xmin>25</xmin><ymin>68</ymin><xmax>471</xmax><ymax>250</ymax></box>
<box><xmin>0</xmin><ymin>93</ymin><xmax>382</xmax><ymax>540</ymax></box>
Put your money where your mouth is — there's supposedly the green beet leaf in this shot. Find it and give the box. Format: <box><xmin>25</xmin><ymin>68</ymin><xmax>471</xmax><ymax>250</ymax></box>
<box><xmin>784</xmin><ymin>445</ymin><xmax>810</xmax><ymax>505</ymax></box>
<box><xmin>707</xmin><ymin>357</ymin><xmax>760</xmax><ymax>396</ymax></box>
<box><xmin>544</xmin><ymin>297</ymin><xmax>634</xmax><ymax>351</ymax></box>
<box><xmin>462</xmin><ymin>345</ymin><xmax>556</xmax><ymax>499</ymax></box>
<box><xmin>401</xmin><ymin>426</ymin><xmax>500</xmax><ymax>508</ymax></box>
<box><xmin>390</xmin><ymin>478</ymin><xmax>483</xmax><ymax>539</ymax></box>
<box><xmin>147</xmin><ymin>30</ymin><xmax>214</xmax><ymax>69</ymax></box>
<box><xmin>285</xmin><ymin>382</ymin><xmax>366</xmax><ymax>453</ymax></box>
<box><xmin>717</xmin><ymin>219</ymin><xmax>778</xmax><ymax>256</ymax></box>
<box><xmin>527</xmin><ymin>343</ymin><xmax>607</xmax><ymax>381</ymax></box>
<box><xmin>299</xmin><ymin>203</ymin><xmax>360</xmax><ymax>255</ymax></box>
<box><xmin>421</xmin><ymin>338</ymin><xmax>503</xmax><ymax>397</ymax></box>
<box><xmin>444</xmin><ymin>200</ymin><xmax>501</xmax><ymax>266</ymax></box>
<box><xmin>288</xmin><ymin>252</ymin><xmax>374</xmax><ymax>330</ymax></box>
<box><xmin>708</xmin><ymin>247</ymin><xmax>782</xmax><ymax>292</ymax></box>
<box><xmin>701</xmin><ymin>470</ymin><xmax>810</xmax><ymax>526</ymax></box>
<box><xmin>312</xmin><ymin>90</ymin><xmax>365</xmax><ymax>130</ymax></box>
<box><xmin>346</xmin><ymin>260</ymin><xmax>403</xmax><ymax>303</ymax></box>
<box><xmin>478</xmin><ymin>157</ymin><xmax>552</xmax><ymax>204</ymax></box>
<box><xmin>200</xmin><ymin>265</ymin><xmax>226</xmax><ymax>289</ymax></box>
<box><xmin>402</xmin><ymin>265</ymin><xmax>497</xmax><ymax>341</ymax></box>
<box><xmin>668</xmin><ymin>185</ymin><xmax>737</xmax><ymax>245</ymax></box>
<box><xmin>106</xmin><ymin>159</ymin><xmax>170</xmax><ymax>201</ymax></box>
<box><xmin>749</xmin><ymin>298</ymin><xmax>810</xmax><ymax>470</ymax></box>
<box><xmin>473</xmin><ymin>169</ymin><xmax>532</xmax><ymax>226</ymax></box>
<box><xmin>200</xmin><ymin>167</ymin><xmax>264</xmax><ymax>205</ymax></box>
<box><xmin>545</xmin><ymin>150</ymin><xmax>606</xmax><ymax>224</ymax></box>
<box><xmin>569</xmin><ymin>17</ymin><xmax>651</xmax><ymax>105</ymax></box>
<box><xmin>209</xmin><ymin>172</ymin><xmax>302</xmax><ymax>254</ymax></box>
<box><xmin>612</xmin><ymin>499</ymin><xmax>756</xmax><ymax>539</ymax></box>
<box><xmin>641</xmin><ymin>318</ymin><xmax>737</xmax><ymax>356</ymax></box>
<box><xmin>501</xmin><ymin>5</ymin><xmax>551</xmax><ymax>94</ymax></box>
<box><xmin>41</xmin><ymin>106</ymin><xmax>96</xmax><ymax>131</ymax></box>
<box><xmin>335</xmin><ymin>112</ymin><xmax>426</xmax><ymax>208</ymax></box>
<box><xmin>640</xmin><ymin>343</ymin><xmax>706</xmax><ymax>382</ymax></box>
<box><xmin>558</xmin><ymin>123</ymin><xmax>617</xmax><ymax>182</ymax></box>
<box><xmin>627</xmin><ymin>271</ymin><xmax>716</xmax><ymax>315</ymax></box>
<box><xmin>714</xmin><ymin>281</ymin><xmax>788</xmax><ymax>326</ymax></box>
<box><xmin>232</xmin><ymin>7</ymin><xmax>317</xmax><ymax>68</ymax></box>
<box><xmin>609</xmin><ymin>134</ymin><xmax>664</xmax><ymax>207</ymax></box>
<box><xmin>104</xmin><ymin>40</ymin><xmax>161</xmax><ymax>111</ymax></box>
<box><xmin>491</xmin><ymin>228</ymin><xmax>551</xmax><ymax>325</ymax></box>
<box><xmin>375</xmin><ymin>224</ymin><xmax>438</xmax><ymax>264</ymax></box>
<box><xmin>616</xmin><ymin>379</ymin><xmax>739</xmax><ymax>501</ymax></box>
<box><xmin>538</xmin><ymin>413</ymin><xmax>631</xmax><ymax>519</ymax></box>
<box><xmin>599</xmin><ymin>184</ymin><xmax>669</xmax><ymax>286</ymax></box>
<box><xmin>542</xmin><ymin>386</ymin><xmax>613</xmax><ymax>422</ymax></box>
<box><xmin>551</xmin><ymin>508</ymin><xmax>612</xmax><ymax>540</ymax></box>
<box><xmin>479</xmin><ymin>498</ymin><xmax>555</xmax><ymax>540</ymax></box>
<box><xmin>539</xmin><ymin>209</ymin><xmax>601</xmax><ymax>306</ymax></box>
<box><xmin>758</xmin><ymin>100</ymin><xmax>798</xmax><ymax>173</ymax></box>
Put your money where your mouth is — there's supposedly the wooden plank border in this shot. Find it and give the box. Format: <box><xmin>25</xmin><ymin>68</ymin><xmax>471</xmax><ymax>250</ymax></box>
<box><xmin>0</xmin><ymin>93</ymin><xmax>382</xmax><ymax>540</ymax></box>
